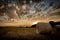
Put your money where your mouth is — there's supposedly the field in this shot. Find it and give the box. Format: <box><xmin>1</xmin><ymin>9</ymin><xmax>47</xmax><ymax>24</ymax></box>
<box><xmin>0</xmin><ymin>27</ymin><xmax>50</xmax><ymax>40</ymax></box>
<box><xmin>0</xmin><ymin>22</ymin><xmax>60</xmax><ymax>40</ymax></box>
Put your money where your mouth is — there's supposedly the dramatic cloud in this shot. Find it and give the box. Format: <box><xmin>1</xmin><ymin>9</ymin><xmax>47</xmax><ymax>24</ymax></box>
<box><xmin>0</xmin><ymin>0</ymin><xmax>60</xmax><ymax>21</ymax></box>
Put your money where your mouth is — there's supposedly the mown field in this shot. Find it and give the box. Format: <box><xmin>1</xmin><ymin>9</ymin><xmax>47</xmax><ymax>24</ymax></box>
<box><xmin>0</xmin><ymin>22</ymin><xmax>59</xmax><ymax>40</ymax></box>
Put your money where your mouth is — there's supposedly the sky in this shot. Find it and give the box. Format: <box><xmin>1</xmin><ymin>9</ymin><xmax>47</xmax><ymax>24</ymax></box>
<box><xmin>0</xmin><ymin>0</ymin><xmax>60</xmax><ymax>21</ymax></box>
<box><xmin>0</xmin><ymin>0</ymin><xmax>60</xmax><ymax>26</ymax></box>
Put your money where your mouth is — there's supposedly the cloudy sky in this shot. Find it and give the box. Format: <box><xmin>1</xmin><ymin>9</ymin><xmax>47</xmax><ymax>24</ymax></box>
<box><xmin>0</xmin><ymin>0</ymin><xmax>60</xmax><ymax>21</ymax></box>
<box><xmin>0</xmin><ymin>0</ymin><xmax>60</xmax><ymax>26</ymax></box>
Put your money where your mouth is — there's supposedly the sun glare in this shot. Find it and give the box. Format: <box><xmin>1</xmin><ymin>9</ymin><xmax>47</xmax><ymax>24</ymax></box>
<box><xmin>32</xmin><ymin>21</ymin><xmax>39</xmax><ymax>25</ymax></box>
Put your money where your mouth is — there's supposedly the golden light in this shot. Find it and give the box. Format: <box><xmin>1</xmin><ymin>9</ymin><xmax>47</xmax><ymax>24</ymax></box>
<box><xmin>15</xmin><ymin>6</ymin><xmax>20</xmax><ymax>10</ymax></box>
<box><xmin>22</xmin><ymin>4</ymin><xmax>27</xmax><ymax>10</ymax></box>
<box><xmin>32</xmin><ymin>21</ymin><xmax>39</xmax><ymax>25</ymax></box>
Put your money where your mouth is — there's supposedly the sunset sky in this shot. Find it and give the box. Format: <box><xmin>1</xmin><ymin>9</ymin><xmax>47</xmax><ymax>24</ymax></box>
<box><xmin>0</xmin><ymin>0</ymin><xmax>60</xmax><ymax>26</ymax></box>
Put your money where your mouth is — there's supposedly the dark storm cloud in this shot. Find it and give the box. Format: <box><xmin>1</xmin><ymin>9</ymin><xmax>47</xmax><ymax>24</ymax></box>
<box><xmin>44</xmin><ymin>0</ymin><xmax>60</xmax><ymax>8</ymax></box>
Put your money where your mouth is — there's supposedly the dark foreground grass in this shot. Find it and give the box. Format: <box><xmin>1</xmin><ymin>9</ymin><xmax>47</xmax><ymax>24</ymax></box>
<box><xmin>0</xmin><ymin>27</ymin><xmax>51</xmax><ymax>40</ymax></box>
<box><xmin>0</xmin><ymin>27</ymin><xmax>60</xmax><ymax>40</ymax></box>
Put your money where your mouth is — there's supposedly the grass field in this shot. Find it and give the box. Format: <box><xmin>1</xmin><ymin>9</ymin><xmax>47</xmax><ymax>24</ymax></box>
<box><xmin>0</xmin><ymin>27</ymin><xmax>37</xmax><ymax>38</ymax></box>
<box><xmin>0</xmin><ymin>27</ymin><xmax>51</xmax><ymax>40</ymax></box>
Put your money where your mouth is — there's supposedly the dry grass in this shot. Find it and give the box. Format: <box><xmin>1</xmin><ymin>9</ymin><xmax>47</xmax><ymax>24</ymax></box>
<box><xmin>0</xmin><ymin>27</ymin><xmax>36</xmax><ymax>37</ymax></box>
